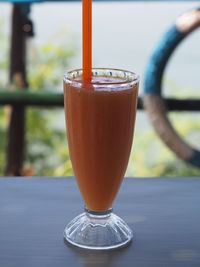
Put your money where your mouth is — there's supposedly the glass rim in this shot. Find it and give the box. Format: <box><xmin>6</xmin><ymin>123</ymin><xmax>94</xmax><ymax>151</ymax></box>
<box><xmin>63</xmin><ymin>68</ymin><xmax>139</xmax><ymax>86</ymax></box>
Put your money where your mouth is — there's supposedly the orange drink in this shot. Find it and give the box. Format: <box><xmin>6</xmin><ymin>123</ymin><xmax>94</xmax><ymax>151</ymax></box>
<box><xmin>64</xmin><ymin>70</ymin><xmax>138</xmax><ymax>211</ymax></box>
<box><xmin>63</xmin><ymin>68</ymin><xmax>139</xmax><ymax>250</ymax></box>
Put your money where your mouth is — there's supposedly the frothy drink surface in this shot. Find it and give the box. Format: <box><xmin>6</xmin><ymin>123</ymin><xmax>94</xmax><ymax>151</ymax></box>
<box><xmin>74</xmin><ymin>76</ymin><xmax>134</xmax><ymax>91</ymax></box>
<box><xmin>64</xmin><ymin>76</ymin><xmax>138</xmax><ymax>211</ymax></box>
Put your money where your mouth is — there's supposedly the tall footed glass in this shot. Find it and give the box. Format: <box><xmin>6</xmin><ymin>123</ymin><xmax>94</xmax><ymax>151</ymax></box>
<box><xmin>63</xmin><ymin>68</ymin><xmax>139</xmax><ymax>250</ymax></box>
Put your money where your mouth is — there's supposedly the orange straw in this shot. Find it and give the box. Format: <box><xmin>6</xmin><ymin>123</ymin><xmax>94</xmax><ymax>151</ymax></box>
<box><xmin>82</xmin><ymin>0</ymin><xmax>92</xmax><ymax>81</ymax></box>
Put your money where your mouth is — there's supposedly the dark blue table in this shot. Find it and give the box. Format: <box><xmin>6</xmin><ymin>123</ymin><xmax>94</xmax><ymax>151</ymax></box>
<box><xmin>0</xmin><ymin>177</ymin><xmax>200</xmax><ymax>267</ymax></box>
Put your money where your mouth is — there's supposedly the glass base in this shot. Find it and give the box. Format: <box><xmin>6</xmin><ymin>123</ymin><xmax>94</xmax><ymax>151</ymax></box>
<box><xmin>64</xmin><ymin>208</ymin><xmax>133</xmax><ymax>250</ymax></box>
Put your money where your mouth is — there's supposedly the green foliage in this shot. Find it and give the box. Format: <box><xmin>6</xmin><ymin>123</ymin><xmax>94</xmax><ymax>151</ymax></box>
<box><xmin>0</xmin><ymin>19</ymin><xmax>9</xmax><ymax>87</ymax></box>
<box><xmin>26</xmin><ymin>108</ymin><xmax>73</xmax><ymax>176</ymax></box>
<box><xmin>0</xmin><ymin>20</ymin><xmax>199</xmax><ymax>176</ymax></box>
<box><xmin>0</xmin><ymin>21</ymin><xmax>75</xmax><ymax>175</ymax></box>
<box><xmin>127</xmin><ymin>111</ymin><xmax>200</xmax><ymax>177</ymax></box>
<box><xmin>25</xmin><ymin>40</ymin><xmax>75</xmax><ymax>175</ymax></box>
<box><xmin>0</xmin><ymin>109</ymin><xmax>7</xmax><ymax>174</ymax></box>
<box><xmin>28</xmin><ymin>42</ymin><xmax>75</xmax><ymax>90</ymax></box>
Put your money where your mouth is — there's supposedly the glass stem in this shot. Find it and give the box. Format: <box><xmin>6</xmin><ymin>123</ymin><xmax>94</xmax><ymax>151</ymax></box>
<box><xmin>85</xmin><ymin>207</ymin><xmax>113</xmax><ymax>219</ymax></box>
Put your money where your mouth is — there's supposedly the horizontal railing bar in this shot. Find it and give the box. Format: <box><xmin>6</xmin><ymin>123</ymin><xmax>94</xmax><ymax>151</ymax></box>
<box><xmin>0</xmin><ymin>91</ymin><xmax>199</xmax><ymax>111</ymax></box>
<box><xmin>0</xmin><ymin>90</ymin><xmax>64</xmax><ymax>107</ymax></box>
<box><xmin>0</xmin><ymin>0</ymin><xmax>195</xmax><ymax>3</ymax></box>
<box><xmin>139</xmin><ymin>98</ymin><xmax>200</xmax><ymax>112</ymax></box>
<box><xmin>164</xmin><ymin>98</ymin><xmax>200</xmax><ymax>112</ymax></box>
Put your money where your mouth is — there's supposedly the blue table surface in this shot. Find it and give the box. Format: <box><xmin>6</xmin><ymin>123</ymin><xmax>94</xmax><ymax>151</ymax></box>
<box><xmin>0</xmin><ymin>177</ymin><xmax>200</xmax><ymax>267</ymax></box>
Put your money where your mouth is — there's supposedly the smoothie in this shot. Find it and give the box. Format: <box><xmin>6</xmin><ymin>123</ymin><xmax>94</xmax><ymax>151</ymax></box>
<box><xmin>64</xmin><ymin>72</ymin><xmax>138</xmax><ymax>211</ymax></box>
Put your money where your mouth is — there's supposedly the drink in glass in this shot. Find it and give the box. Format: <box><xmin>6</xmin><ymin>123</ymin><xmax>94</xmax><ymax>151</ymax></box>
<box><xmin>63</xmin><ymin>68</ymin><xmax>139</xmax><ymax>250</ymax></box>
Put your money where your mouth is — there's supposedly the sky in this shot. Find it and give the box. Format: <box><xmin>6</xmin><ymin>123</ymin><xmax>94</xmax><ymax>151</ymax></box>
<box><xmin>0</xmin><ymin>2</ymin><xmax>199</xmax><ymax>94</ymax></box>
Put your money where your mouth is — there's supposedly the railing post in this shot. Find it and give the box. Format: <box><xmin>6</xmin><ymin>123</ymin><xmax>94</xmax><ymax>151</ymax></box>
<box><xmin>5</xmin><ymin>4</ymin><xmax>32</xmax><ymax>176</ymax></box>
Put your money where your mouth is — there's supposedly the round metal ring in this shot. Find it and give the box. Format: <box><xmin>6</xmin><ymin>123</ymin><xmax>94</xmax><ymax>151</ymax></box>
<box><xmin>143</xmin><ymin>8</ymin><xmax>200</xmax><ymax>168</ymax></box>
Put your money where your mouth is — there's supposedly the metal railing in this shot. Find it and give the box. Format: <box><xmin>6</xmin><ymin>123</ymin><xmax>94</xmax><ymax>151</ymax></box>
<box><xmin>0</xmin><ymin>91</ymin><xmax>200</xmax><ymax>111</ymax></box>
<box><xmin>0</xmin><ymin>1</ymin><xmax>199</xmax><ymax>175</ymax></box>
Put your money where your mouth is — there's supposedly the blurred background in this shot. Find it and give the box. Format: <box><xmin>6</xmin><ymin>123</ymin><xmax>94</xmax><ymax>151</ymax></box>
<box><xmin>0</xmin><ymin>1</ymin><xmax>199</xmax><ymax>177</ymax></box>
